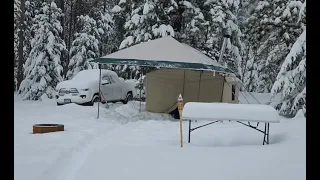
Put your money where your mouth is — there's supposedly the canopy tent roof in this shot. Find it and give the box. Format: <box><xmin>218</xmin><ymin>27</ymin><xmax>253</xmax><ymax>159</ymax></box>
<box><xmin>90</xmin><ymin>36</ymin><xmax>231</xmax><ymax>73</ymax></box>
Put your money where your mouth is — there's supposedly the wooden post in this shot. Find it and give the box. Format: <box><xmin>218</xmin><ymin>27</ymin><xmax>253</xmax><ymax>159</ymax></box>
<box><xmin>97</xmin><ymin>64</ymin><xmax>102</xmax><ymax>119</ymax></box>
<box><xmin>177</xmin><ymin>94</ymin><xmax>184</xmax><ymax>147</ymax></box>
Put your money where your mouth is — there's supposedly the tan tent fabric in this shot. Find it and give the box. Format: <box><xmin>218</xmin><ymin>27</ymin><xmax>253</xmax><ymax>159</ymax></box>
<box><xmin>145</xmin><ymin>68</ymin><xmax>228</xmax><ymax>113</ymax></box>
<box><xmin>145</xmin><ymin>69</ymin><xmax>185</xmax><ymax>113</ymax></box>
<box><xmin>198</xmin><ymin>71</ymin><xmax>224</xmax><ymax>102</ymax></box>
<box><xmin>222</xmin><ymin>81</ymin><xmax>238</xmax><ymax>104</ymax></box>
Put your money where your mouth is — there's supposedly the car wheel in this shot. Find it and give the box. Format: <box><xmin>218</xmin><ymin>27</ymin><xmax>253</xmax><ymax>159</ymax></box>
<box><xmin>122</xmin><ymin>92</ymin><xmax>133</xmax><ymax>104</ymax></box>
<box><xmin>57</xmin><ymin>102</ymin><xmax>63</xmax><ymax>106</ymax></box>
<box><xmin>89</xmin><ymin>95</ymin><xmax>100</xmax><ymax>106</ymax></box>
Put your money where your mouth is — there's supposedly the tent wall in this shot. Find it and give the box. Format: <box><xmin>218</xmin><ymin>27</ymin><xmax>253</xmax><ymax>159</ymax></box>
<box><xmin>221</xmin><ymin>77</ymin><xmax>240</xmax><ymax>104</ymax></box>
<box><xmin>145</xmin><ymin>68</ymin><xmax>185</xmax><ymax>113</ymax></box>
<box><xmin>145</xmin><ymin>68</ymin><xmax>226</xmax><ymax>113</ymax></box>
<box><xmin>197</xmin><ymin>71</ymin><xmax>224</xmax><ymax>102</ymax></box>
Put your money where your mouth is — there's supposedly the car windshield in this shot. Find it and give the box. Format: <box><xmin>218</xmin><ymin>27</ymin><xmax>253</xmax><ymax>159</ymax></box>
<box><xmin>72</xmin><ymin>70</ymin><xmax>100</xmax><ymax>82</ymax></box>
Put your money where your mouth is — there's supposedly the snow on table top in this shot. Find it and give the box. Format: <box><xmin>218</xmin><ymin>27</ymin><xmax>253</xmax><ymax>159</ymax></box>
<box><xmin>182</xmin><ymin>102</ymin><xmax>280</xmax><ymax>123</ymax></box>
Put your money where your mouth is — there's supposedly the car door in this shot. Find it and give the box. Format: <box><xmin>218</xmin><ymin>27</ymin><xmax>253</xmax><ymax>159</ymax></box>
<box><xmin>100</xmin><ymin>76</ymin><xmax>114</xmax><ymax>101</ymax></box>
<box><xmin>109</xmin><ymin>75</ymin><xmax>122</xmax><ymax>100</ymax></box>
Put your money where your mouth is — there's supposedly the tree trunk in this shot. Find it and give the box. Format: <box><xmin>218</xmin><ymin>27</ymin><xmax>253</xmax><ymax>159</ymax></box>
<box><xmin>59</xmin><ymin>0</ymin><xmax>65</xmax><ymax>43</ymax></box>
<box><xmin>17</xmin><ymin>0</ymin><xmax>26</xmax><ymax>90</ymax></box>
<box><xmin>103</xmin><ymin>0</ymin><xmax>106</xmax><ymax>12</ymax></box>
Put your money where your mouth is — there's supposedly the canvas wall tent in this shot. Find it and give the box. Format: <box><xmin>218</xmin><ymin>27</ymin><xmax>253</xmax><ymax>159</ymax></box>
<box><xmin>145</xmin><ymin>68</ymin><xmax>241</xmax><ymax>113</ymax></box>
<box><xmin>90</xmin><ymin>36</ymin><xmax>241</xmax><ymax>114</ymax></box>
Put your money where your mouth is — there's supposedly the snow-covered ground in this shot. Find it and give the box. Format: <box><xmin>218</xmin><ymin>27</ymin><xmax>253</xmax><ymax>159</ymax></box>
<box><xmin>14</xmin><ymin>92</ymin><xmax>305</xmax><ymax>180</ymax></box>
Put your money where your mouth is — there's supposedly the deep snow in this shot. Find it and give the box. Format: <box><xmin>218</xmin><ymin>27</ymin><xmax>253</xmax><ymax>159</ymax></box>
<box><xmin>14</xmin><ymin>92</ymin><xmax>305</xmax><ymax>180</ymax></box>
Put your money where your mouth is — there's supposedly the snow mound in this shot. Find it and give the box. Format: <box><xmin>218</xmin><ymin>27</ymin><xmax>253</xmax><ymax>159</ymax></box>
<box><xmin>294</xmin><ymin>109</ymin><xmax>305</xmax><ymax>119</ymax></box>
<box><xmin>238</xmin><ymin>92</ymin><xmax>281</xmax><ymax>105</ymax></box>
<box><xmin>40</xmin><ymin>94</ymin><xmax>50</xmax><ymax>102</ymax></box>
<box><xmin>114</xmin><ymin>101</ymin><xmax>174</xmax><ymax>121</ymax></box>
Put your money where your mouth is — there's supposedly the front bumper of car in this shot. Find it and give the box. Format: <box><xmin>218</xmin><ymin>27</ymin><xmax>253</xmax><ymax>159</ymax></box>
<box><xmin>55</xmin><ymin>89</ymin><xmax>92</xmax><ymax>105</ymax></box>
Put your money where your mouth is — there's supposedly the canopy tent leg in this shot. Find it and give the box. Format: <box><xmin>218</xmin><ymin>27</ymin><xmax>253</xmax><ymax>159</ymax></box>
<box><xmin>97</xmin><ymin>64</ymin><xmax>102</xmax><ymax>119</ymax></box>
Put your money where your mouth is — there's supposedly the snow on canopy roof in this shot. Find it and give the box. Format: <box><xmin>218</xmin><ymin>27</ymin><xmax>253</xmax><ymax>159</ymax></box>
<box><xmin>90</xmin><ymin>36</ymin><xmax>231</xmax><ymax>73</ymax></box>
<box><xmin>182</xmin><ymin>102</ymin><xmax>280</xmax><ymax>123</ymax></box>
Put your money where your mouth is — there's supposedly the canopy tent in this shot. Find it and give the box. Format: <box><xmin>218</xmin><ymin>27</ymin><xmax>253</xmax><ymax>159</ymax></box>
<box><xmin>90</xmin><ymin>36</ymin><xmax>231</xmax><ymax>73</ymax></box>
<box><xmin>90</xmin><ymin>36</ymin><xmax>241</xmax><ymax>118</ymax></box>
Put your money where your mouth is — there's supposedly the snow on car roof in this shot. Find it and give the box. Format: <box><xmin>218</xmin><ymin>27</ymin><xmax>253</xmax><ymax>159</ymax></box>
<box><xmin>72</xmin><ymin>69</ymin><xmax>118</xmax><ymax>81</ymax></box>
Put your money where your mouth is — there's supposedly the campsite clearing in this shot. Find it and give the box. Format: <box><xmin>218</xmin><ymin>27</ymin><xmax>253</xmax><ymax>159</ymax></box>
<box><xmin>14</xmin><ymin>92</ymin><xmax>305</xmax><ymax>180</ymax></box>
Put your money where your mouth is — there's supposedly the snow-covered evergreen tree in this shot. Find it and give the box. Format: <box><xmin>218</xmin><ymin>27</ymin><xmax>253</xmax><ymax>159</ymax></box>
<box><xmin>242</xmin><ymin>0</ymin><xmax>305</xmax><ymax>92</ymax></box>
<box><xmin>23</xmin><ymin>0</ymin><xmax>35</xmax><ymax>64</ymax></box>
<box><xmin>119</xmin><ymin>0</ymin><xmax>175</xmax><ymax>49</ymax></box>
<box><xmin>111</xmin><ymin>0</ymin><xmax>134</xmax><ymax>51</ymax></box>
<box><xmin>201</xmin><ymin>0</ymin><xmax>244</xmax><ymax>78</ymax></box>
<box><xmin>270</xmin><ymin>28</ymin><xmax>305</xmax><ymax>117</ymax></box>
<box><xmin>66</xmin><ymin>15</ymin><xmax>101</xmax><ymax>79</ymax></box>
<box><xmin>14</xmin><ymin>0</ymin><xmax>20</xmax><ymax>56</ymax></box>
<box><xmin>242</xmin><ymin>45</ymin><xmax>260</xmax><ymax>92</ymax></box>
<box><xmin>111</xmin><ymin>0</ymin><xmax>174</xmax><ymax>80</ymax></box>
<box><xmin>18</xmin><ymin>1</ymin><xmax>66</xmax><ymax>100</ymax></box>
<box><xmin>14</xmin><ymin>0</ymin><xmax>21</xmax><ymax>90</ymax></box>
<box><xmin>172</xmin><ymin>1</ymin><xmax>207</xmax><ymax>50</ymax></box>
<box><xmin>97</xmin><ymin>11</ymin><xmax>115</xmax><ymax>56</ymax></box>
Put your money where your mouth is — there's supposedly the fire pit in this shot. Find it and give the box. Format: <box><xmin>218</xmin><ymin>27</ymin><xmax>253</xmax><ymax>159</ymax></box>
<box><xmin>33</xmin><ymin>124</ymin><xmax>64</xmax><ymax>134</ymax></box>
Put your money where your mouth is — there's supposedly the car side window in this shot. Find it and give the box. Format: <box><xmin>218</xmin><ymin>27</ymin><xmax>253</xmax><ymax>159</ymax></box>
<box><xmin>109</xmin><ymin>76</ymin><xmax>115</xmax><ymax>83</ymax></box>
<box><xmin>102</xmin><ymin>76</ymin><xmax>112</xmax><ymax>84</ymax></box>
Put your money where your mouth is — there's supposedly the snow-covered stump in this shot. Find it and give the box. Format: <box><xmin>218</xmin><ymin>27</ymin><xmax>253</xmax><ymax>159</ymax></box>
<box><xmin>33</xmin><ymin>124</ymin><xmax>64</xmax><ymax>134</ymax></box>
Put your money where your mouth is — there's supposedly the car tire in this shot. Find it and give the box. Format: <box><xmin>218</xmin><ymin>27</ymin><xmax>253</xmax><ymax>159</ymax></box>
<box><xmin>122</xmin><ymin>92</ymin><xmax>133</xmax><ymax>104</ymax></box>
<box><xmin>89</xmin><ymin>95</ymin><xmax>100</xmax><ymax>106</ymax></box>
<box><xmin>57</xmin><ymin>102</ymin><xmax>63</xmax><ymax>106</ymax></box>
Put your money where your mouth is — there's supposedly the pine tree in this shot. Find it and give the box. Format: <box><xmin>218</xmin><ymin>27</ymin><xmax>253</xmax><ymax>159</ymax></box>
<box><xmin>23</xmin><ymin>0</ymin><xmax>35</xmax><ymax>67</ymax></box>
<box><xmin>14</xmin><ymin>0</ymin><xmax>21</xmax><ymax>90</ymax></box>
<box><xmin>242</xmin><ymin>0</ymin><xmax>305</xmax><ymax>92</ymax></box>
<box><xmin>172</xmin><ymin>1</ymin><xmax>207</xmax><ymax>50</ymax></box>
<box><xmin>111</xmin><ymin>0</ymin><xmax>174</xmax><ymax>79</ymax></box>
<box><xmin>119</xmin><ymin>0</ymin><xmax>174</xmax><ymax>49</ymax></box>
<box><xmin>200</xmin><ymin>0</ymin><xmax>244</xmax><ymax>78</ymax></box>
<box><xmin>17</xmin><ymin>0</ymin><xmax>26</xmax><ymax>91</ymax></box>
<box><xmin>15</xmin><ymin>0</ymin><xmax>37</xmax><ymax>91</ymax></box>
<box><xmin>270</xmin><ymin>29</ymin><xmax>306</xmax><ymax>117</ymax></box>
<box><xmin>242</xmin><ymin>45</ymin><xmax>260</xmax><ymax>92</ymax></box>
<box><xmin>97</xmin><ymin>10</ymin><xmax>115</xmax><ymax>56</ymax></box>
<box><xmin>111</xmin><ymin>0</ymin><xmax>134</xmax><ymax>51</ymax></box>
<box><xmin>18</xmin><ymin>1</ymin><xmax>66</xmax><ymax>100</ymax></box>
<box><xmin>66</xmin><ymin>15</ymin><xmax>101</xmax><ymax>79</ymax></box>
